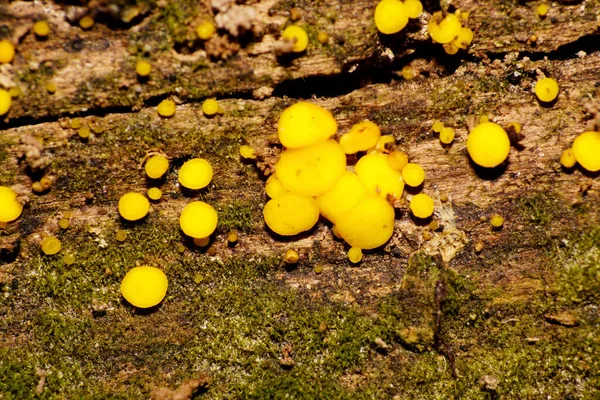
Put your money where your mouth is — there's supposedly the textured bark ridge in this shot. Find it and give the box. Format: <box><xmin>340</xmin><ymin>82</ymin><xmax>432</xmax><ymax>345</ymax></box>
<box><xmin>1</xmin><ymin>1</ymin><xmax>599</xmax><ymax>398</ymax></box>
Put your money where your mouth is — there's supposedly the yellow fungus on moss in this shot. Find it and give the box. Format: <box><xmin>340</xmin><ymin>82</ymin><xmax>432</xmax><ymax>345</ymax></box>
<box><xmin>63</xmin><ymin>253</ymin><xmax>76</xmax><ymax>265</ymax></box>
<box><xmin>115</xmin><ymin>229</ymin><xmax>127</xmax><ymax>242</ymax></box>
<box><xmin>32</xmin><ymin>182</ymin><xmax>44</xmax><ymax>193</ymax></box>
<box><xmin>348</xmin><ymin>247</ymin><xmax>363</xmax><ymax>263</ymax></box>
<box><xmin>239</xmin><ymin>145</ymin><xmax>257</xmax><ymax>160</ymax></box>
<box><xmin>118</xmin><ymin>192</ymin><xmax>150</xmax><ymax>221</ymax></box>
<box><xmin>145</xmin><ymin>155</ymin><xmax>169</xmax><ymax>179</ymax></box>
<box><xmin>0</xmin><ymin>40</ymin><xmax>15</xmax><ymax>64</ymax></box>
<box><xmin>428</xmin><ymin>12</ymin><xmax>462</xmax><ymax>44</ymax></box>
<box><xmin>560</xmin><ymin>148</ymin><xmax>576</xmax><ymax>168</ymax></box>
<box><xmin>439</xmin><ymin>127</ymin><xmax>455</xmax><ymax>144</ymax></box>
<box><xmin>278</xmin><ymin>102</ymin><xmax>337</xmax><ymax>149</ymax></box>
<box><xmin>58</xmin><ymin>218</ymin><xmax>70</xmax><ymax>229</ymax></box>
<box><xmin>265</xmin><ymin>174</ymin><xmax>287</xmax><ymax>198</ymax></box>
<box><xmin>402</xmin><ymin>163</ymin><xmax>425</xmax><ymax>187</ymax></box>
<box><xmin>284</xmin><ymin>249</ymin><xmax>299</xmax><ymax>264</ymax></box>
<box><xmin>120</xmin><ymin>266</ymin><xmax>168</xmax><ymax>308</ymax></box>
<box><xmin>335</xmin><ymin>196</ymin><xmax>395</xmax><ymax>250</ymax></box>
<box><xmin>79</xmin><ymin>16</ymin><xmax>94</xmax><ymax>30</ymax></box>
<box><xmin>41</xmin><ymin>236</ymin><xmax>61</xmax><ymax>255</ymax></box>
<box><xmin>388</xmin><ymin>150</ymin><xmax>408</xmax><ymax>171</ymax></box>
<box><xmin>537</xmin><ymin>3</ymin><xmax>549</xmax><ymax>17</ymax></box>
<box><xmin>180</xmin><ymin>201</ymin><xmax>218</xmax><ymax>239</ymax></box>
<box><xmin>316</xmin><ymin>171</ymin><xmax>367</xmax><ymax>224</ymax></box>
<box><xmin>0</xmin><ymin>186</ymin><xmax>23</xmax><ymax>222</ymax></box>
<box><xmin>410</xmin><ymin>193</ymin><xmax>434</xmax><ymax>219</ymax></box>
<box><xmin>535</xmin><ymin>77</ymin><xmax>559</xmax><ymax>103</ymax></box>
<box><xmin>202</xmin><ymin>98</ymin><xmax>220</xmax><ymax>116</ymax></box>
<box><xmin>453</xmin><ymin>27</ymin><xmax>473</xmax><ymax>50</ymax></box>
<box><xmin>40</xmin><ymin>177</ymin><xmax>52</xmax><ymax>190</ymax></box>
<box><xmin>339</xmin><ymin>120</ymin><xmax>381</xmax><ymax>154</ymax></box>
<box><xmin>317</xmin><ymin>30</ymin><xmax>329</xmax><ymax>44</ymax></box>
<box><xmin>227</xmin><ymin>231</ymin><xmax>238</xmax><ymax>244</ymax></box>
<box><xmin>466</xmin><ymin>122</ymin><xmax>510</xmax><ymax>168</ymax></box>
<box><xmin>432</xmin><ymin>120</ymin><xmax>444</xmax><ymax>133</ymax></box>
<box><xmin>178</xmin><ymin>158</ymin><xmax>213</xmax><ymax>190</ymax></box>
<box><xmin>77</xmin><ymin>127</ymin><xmax>90</xmax><ymax>139</ymax></box>
<box><xmin>264</xmin><ymin>193</ymin><xmax>319</xmax><ymax>236</ymax></box>
<box><xmin>157</xmin><ymin>99</ymin><xmax>176</xmax><ymax>117</ymax></box>
<box><xmin>70</xmin><ymin>118</ymin><xmax>82</xmax><ymax>129</ymax></box>
<box><xmin>572</xmin><ymin>131</ymin><xmax>600</xmax><ymax>172</ymax></box>
<box><xmin>356</xmin><ymin>152</ymin><xmax>404</xmax><ymax>199</ymax></box>
<box><xmin>282</xmin><ymin>25</ymin><xmax>308</xmax><ymax>52</ymax></box>
<box><xmin>46</xmin><ymin>82</ymin><xmax>57</xmax><ymax>94</ymax></box>
<box><xmin>374</xmin><ymin>0</ymin><xmax>409</xmax><ymax>35</ymax></box>
<box><xmin>147</xmin><ymin>187</ymin><xmax>162</xmax><ymax>201</ymax></box>
<box><xmin>0</xmin><ymin>89</ymin><xmax>11</xmax><ymax>116</ymax></box>
<box><xmin>136</xmin><ymin>60</ymin><xmax>151</xmax><ymax>77</ymax></box>
<box><xmin>196</xmin><ymin>21</ymin><xmax>216</xmax><ymax>40</ymax></box>
<box><xmin>490</xmin><ymin>214</ymin><xmax>504</xmax><ymax>228</ymax></box>
<box><xmin>404</xmin><ymin>0</ymin><xmax>423</xmax><ymax>19</ymax></box>
<box><xmin>276</xmin><ymin>139</ymin><xmax>346</xmax><ymax>197</ymax></box>
<box><xmin>33</xmin><ymin>21</ymin><xmax>50</xmax><ymax>37</ymax></box>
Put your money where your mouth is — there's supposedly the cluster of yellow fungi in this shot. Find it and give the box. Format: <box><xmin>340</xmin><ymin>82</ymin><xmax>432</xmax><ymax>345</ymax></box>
<box><xmin>428</xmin><ymin>10</ymin><xmax>473</xmax><ymax>54</ymax></box>
<box><xmin>262</xmin><ymin>102</ymin><xmax>435</xmax><ymax>263</ymax></box>
<box><xmin>374</xmin><ymin>0</ymin><xmax>423</xmax><ymax>35</ymax></box>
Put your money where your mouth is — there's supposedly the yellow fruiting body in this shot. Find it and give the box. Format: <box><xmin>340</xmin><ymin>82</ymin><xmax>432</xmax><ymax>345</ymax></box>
<box><xmin>40</xmin><ymin>177</ymin><xmax>52</xmax><ymax>190</ymax></box>
<box><xmin>388</xmin><ymin>150</ymin><xmax>409</xmax><ymax>171</ymax></box>
<box><xmin>202</xmin><ymin>99</ymin><xmax>219</xmax><ymax>116</ymax></box>
<box><xmin>239</xmin><ymin>145</ymin><xmax>257</xmax><ymax>160</ymax></box>
<box><xmin>560</xmin><ymin>148</ymin><xmax>576</xmax><ymax>168</ymax></box>
<box><xmin>466</xmin><ymin>122</ymin><xmax>510</xmax><ymax>168</ymax></box>
<box><xmin>410</xmin><ymin>193</ymin><xmax>434</xmax><ymax>219</ymax></box>
<box><xmin>316</xmin><ymin>171</ymin><xmax>367</xmax><ymax>224</ymax></box>
<box><xmin>120</xmin><ymin>266</ymin><xmax>168</xmax><ymax>308</ymax></box>
<box><xmin>428</xmin><ymin>12</ymin><xmax>461</xmax><ymax>44</ymax></box>
<box><xmin>147</xmin><ymin>187</ymin><xmax>162</xmax><ymax>201</ymax></box>
<box><xmin>8</xmin><ymin>86</ymin><xmax>21</xmax><ymax>98</ymax></box>
<box><xmin>180</xmin><ymin>201</ymin><xmax>218</xmax><ymax>238</ymax></box>
<box><xmin>432</xmin><ymin>121</ymin><xmax>445</xmax><ymax>133</ymax></box>
<box><xmin>284</xmin><ymin>249</ymin><xmax>299</xmax><ymax>264</ymax></box>
<box><xmin>194</xmin><ymin>237</ymin><xmax>210</xmax><ymax>247</ymax></box>
<box><xmin>79</xmin><ymin>16</ymin><xmax>94</xmax><ymax>29</ymax></box>
<box><xmin>490</xmin><ymin>214</ymin><xmax>504</xmax><ymax>228</ymax></box>
<box><xmin>118</xmin><ymin>192</ymin><xmax>150</xmax><ymax>221</ymax></box>
<box><xmin>282</xmin><ymin>25</ymin><xmax>309</xmax><ymax>52</ymax></box>
<box><xmin>196</xmin><ymin>21</ymin><xmax>216</xmax><ymax>40</ymax></box>
<box><xmin>339</xmin><ymin>120</ymin><xmax>381</xmax><ymax>154</ymax></box>
<box><xmin>178</xmin><ymin>158</ymin><xmax>213</xmax><ymax>190</ymax></box>
<box><xmin>443</xmin><ymin>43</ymin><xmax>459</xmax><ymax>55</ymax></box>
<box><xmin>439</xmin><ymin>127</ymin><xmax>455</xmax><ymax>144</ymax></box>
<box><xmin>157</xmin><ymin>99</ymin><xmax>176</xmax><ymax>117</ymax></box>
<box><xmin>41</xmin><ymin>236</ymin><xmax>61</xmax><ymax>255</ymax></box>
<box><xmin>278</xmin><ymin>102</ymin><xmax>337</xmax><ymax>149</ymax></box>
<box><xmin>348</xmin><ymin>247</ymin><xmax>363</xmax><ymax>263</ymax></box>
<box><xmin>402</xmin><ymin>163</ymin><xmax>425</xmax><ymax>187</ymax></box>
<box><xmin>404</xmin><ymin>0</ymin><xmax>423</xmax><ymax>19</ymax></box>
<box><xmin>263</xmin><ymin>193</ymin><xmax>319</xmax><ymax>236</ymax></box>
<box><xmin>70</xmin><ymin>118</ymin><xmax>82</xmax><ymax>129</ymax></box>
<box><xmin>453</xmin><ymin>27</ymin><xmax>473</xmax><ymax>50</ymax></box>
<box><xmin>335</xmin><ymin>196</ymin><xmax>395</xmax><ymax>250</ymax></box>
<box><xmin>33</xmin><ymin>21</ymin><xmax>50</xmax><ymax>37</ymax></box>
<box><xmin>400</xmin><ymin>65</ymin><xmax>413</xmax><ymax>80</ymax></box>
<box><xmin>276</xmin><ymin>139</ymin><xmax>346</xmax><ymax>197</ymax></box>
<box><xmin>356</xmin><ymin>152</ymin><xmax>404</xmax><ymax>199</ymax></box>
<box><xmin>535</xmin><ymin>77</ymin><xmax>559</xmax><ymax>103</ymax></box>
<box><xmin>0</xmin><ymin>89</ymin><xmax>11</xmax><ymax>116</ymax></box>
<box><xmin>572</xmin><ymin>131</ymin><xmax>600</xmax><ymax>172</ymax></box>
<box><xmin>136</xmin><ymin>60</ymin><xmax>151</xmax><ymax>77</ymax></box>
<box><xmin>63</xmin><ymin>253</ymin><xmax>76</xmax><ymax>265</ymax></box>
<box><xmin>227</xmin><ymin>231</ymin><xmax>238</xmax><ymax>244</ymax></box>
<box><xmin>0</xmin><ymin>40</ymin><xmax>15</xmax><ymax>64</ymax></box>
<box><xmin>77</xmin><ymin>127</ymin><xmax>90</xmax><ymax>139</ymax></box>
<box><xmin>0</xmin><ymin>186</ymin><xmax>23</xmax><ymax>222</ymax></box>
<box><xmin>115</xmin><ymin>230</ymin><xmax>127</xmax><ymax>242</ymax></box>
<box><xmin>317</xmin><ymin>31</ymin><xmax>329</xmax><ymax>44</ymax></box>
<box><xmin>537</xmin><ymin>3</ymin><xmax>549</xmax><ymax>17</ymax></box>
<box><xmin>479</xmin><ymin>115</ymin><xmax>489</xmax><ymax>124</ymax></box>
<box><xmin>145</xmin><ymin>155</ymin><xmax>169</xmax><ymax>179</ymax></box>
<box><xmin>58</xmin><ymin>218</ymin><xmax>70</xmax><ymax>229</ymax></box>
<box><xmin>32</xmin><ymin>182</ymin><xmax>44</xmax><ymax>193</ymax></box>
<box><xmin>265</xmin><ymin>174</ymin><xmax>287</xmax><ymax>198</ymax></box>
<box><xmin>374</xmin><ymin>0</ymin><xmax>409</xmax><ymax>35</ymax></box>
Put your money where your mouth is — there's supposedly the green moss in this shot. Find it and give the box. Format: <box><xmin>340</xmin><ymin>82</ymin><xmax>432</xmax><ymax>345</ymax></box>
<box><xmin>215</xmin><ymin>199</ymin><xmax>258</xmax><ymax>233</ymax></box>
<box><xmin>517</xmin><ymin>192</ymin><xmax>557</xmax><ymax>225</ymax></box>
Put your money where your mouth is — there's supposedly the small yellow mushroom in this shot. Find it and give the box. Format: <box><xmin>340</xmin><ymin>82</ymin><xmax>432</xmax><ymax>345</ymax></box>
<box><xmin>537</xmin><ymin>3</ymin><xmax>549</xmax><ymax>17</ymax></box>
<box><xmin>339</xmin><ymin>120</ymin><xmax>381</xmax><ymax>154</ymax></box>
<box><xmin>402</xmin><ymin>163</ymin><xmax>425</xmax><ymax>187</ymax></box>
<box><xmin>284</xmin><ymin>249</ymin><xmax>299</xmax><ymax>264</ymax></box>
<box><xmin>41</xmin><ymin>236</ymin><xmax>61</xmax><ymax>255</ymax></box>
<box><xmin>404</xmin><ymin>0</ymin><xmax>423</xmax><ymax>19</ymax></box>
<box><xmin>388</xmin><ymin>150</ymin><xmax>409</xmax><ymax>171</ymax></box>
<box><xmin>428</xmin><ymin>12</ymin><xmax>462</xmax><ymax>44</ymax></box>
<box><xmin>572</xmin><ymin>131</ymin><xmax>600</xmax><ymax>172</ymax></box>
<box><xmin>281</xmin><ymin>25</ymin><xmax>308</xmax><ymax>52</ymax></box>
<box><xmin>63</xmin><ymin>253</ymin><xmax>76</xmax><ymax>265</ymax></box>
<box><xmin>490</xmin><ymin>214</ymin><xmax>504</xmax><ymax>228</ymax></box>
<box><xmin>374</xmin><ymin>0</ymin><xmax>409</xmax><ymax>35</ymax></box>
<box><xmin>375</xmin><ymin>135</ymin><xmax>395</xmax><ymax>153</ymax></box>
<box><xmin>0</xmin><ymin>40</ymin><xmax>15</xmax><ymax>64</ymax></box>
<box><xmin>120</xmin><ymin>266</ymin><xmax>168</xmax><ymax>308</ymax></box>
<box><xmin>157</xmin><ymin>99</ymin><xmax>176</xmax><ymax>117</ymax></box>
<box><xmin>347</xmin><ymin>247</ymin><xmax>363</xmax><ymax>264</ymax></box>
<box><xmin>535</xmin><ymin>77</ymin><xmax>559</xmax><ymax>103</ymax></box>
<box><xmin>0</xmin><ymin>186</ymin><xmax>23</xmax><ymax>222</ymax></box>
<box><xmin>439</xmin><ymin>127</ymin><xmax>455</xmax><ymax>144</ymax></box>
<box><xmin>560</xmin><ymin>148</ymin><xmax>576</xmax><ymax>168</ymax></box>
<box><xmin>77</xmin><ymin>127</ymin><xmax>90</xmax><ymax>139</ymax></box>
<box><xmin>355</xmin><ymin>152</ymin><xmax>404</xmax><ymax>199</ymax></box>
<box><xmin>145</xmin><ymin>155</ymin><xmax>169</xmax><ymax>179</ymax></box>
<box><xmin>400</xmin><ymin>65</ymin><xmax>413</xmax><ymax>80</ymax></box>
<box><xmin>409</xmin><ymin>193</ymin><xmax>434</xmax><ymax>219</ymax></box>
<box><xmin>202</xmin><ymin>98</ymin><xmax>219</xmax><ymax>116</ymax></box>
<box><xmin>466</xmin><ymin>122</ymin><xmax>510</xmax><ymax>168</ymax></box>
<box><xmin>136</xmin><ymin>60</ymin><xmax>151</xmax><ymax>77</ymax></box>
<box><xmin>147</xmin><ymin>187</ymin><xmax>162</xmax><ymax>201</ymax></box>
<box><xmin>317</xmin><ymin>31</ymin><xmax>329</xmax><ymax>44</ymax></box>
<box><xmin>277</xmin><ymin>102</ymin><xmax>337</xmax><ymax>149</ymax></box>
<box><xmin>335</xmin><ymin>196</ymin><xmax>395</xmax><ymax>250</ymax></box>
<box><xmin>265</xmin><ymin>174</ymin><xmax>288</xmax><ymax>198</ymax></box>
<box><xmin>118</xmin><ymin>192</ymin><xmax>150</xmax><ymax>221</ymax></box>
<box><xmin>196</xmin><ymin>21</ymin><xmax>216</xmax><ymax>40</ymax></box>
<box><xmin>0</xmin><ymin>89</ymin><xmax>11</xmax><ymax>116</ymax></box>
<box><xmin>58</xmin><ymin>218</ymin><xmax>70</xmax><ymax>229</ymax></box>
<box><xmin>432</xmin><ymin>120</ymin><xmax>445</xmax><ymax>133</ymax></box>
<box><xmin>79</xmin><ymin>16</ymin><xmax>94</xmax><ymax>30</ymax></box>
<box><xmin>70</xmin><ymin>118</ymin><xmax>82</xmax><ymax>129</ymax></box>
<box><xmin>180</xmin><ymin>201</ymin><xmax>218</xmax><ymax>239</ymax></box>
<box><xmin>263</xmin><ymin>193</ymin><xmax>319</xmax><ymax>236</ymax></box>
<box><xmin>227</xmin><ymin>231</ymin><xmax>238</xmax><ymax>244</ymax></box>
<box><xmin>115</xmin><ymin>230</ymin><xmax>127</xmax><ymax>242</ymax></box>
<box><xmin>33</xmin><ymin>21</ymin><xmax>51</xmax><ymax>38</ymax></box>
<box><xmin>239</xmin><ymin>145</ymin><xmax>257</xmax><ymax>160</ymax></box>
<box><xmin>178</xmin><ymin>158</ymin><xmax>213</xmax><ymax>190</ymax></box>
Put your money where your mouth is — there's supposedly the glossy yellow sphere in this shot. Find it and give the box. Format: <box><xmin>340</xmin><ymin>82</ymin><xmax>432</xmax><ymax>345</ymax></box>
<box><xmin>178</xmin><ymin>158</ymin><xmax>213</xmax><ymax>190</ymax></box>
<box><xmin>466</xmin><ymin>122</ymin><xmax>510</xmax><ymax>168</ymax></box>
<box><xmin>356</xmin><ymin>152</ymin><xmax>404</xmax><ymax>199</ymax></box>
<box><xmin>179</xmin><ymin>201</ymin><xmax>218</xmax><ymax>239</ymax></box>
<box><xmin>120</xmin><ymin>266</ymin><xmax>168</xmax><ymax>308</ymax></box>
<box><xmin>281</xmin><ymin>25</ymin><xmax>308</xmax><ymax>52</ymax></box>
<box><xmin>410</xmin><ymin>193</ymin><xmax>434</xmax><ymax>219</ymax></box>
<box><xmin>145</xmin><ymin>155</ymin><xmax>169</xmax><ymax>179</ymax></box>
<box><xmin>0</xmin><ymin>89</ymin><xmax>11</xmax><ymax>116</ymax></box>
<box><xmin>374</xmin><ymin>0</ymin><xmax>409</xmax><ymax>35</ymax></box>
<box><xmin>277</xmin><ymin>102</ymin><xmax>337</xmax><ymax>149</ymax></box>
<box><xmin>157</xmin><ymin>99</ymin><xmax>176</xmax><ymax>117</ymax></box>
<box><xmin>572</xmin><ymin>131</ymin><xmax>600</xmax><ymax>172</ymax></box>
<box><xmin>535</xmin><ymin>77</ymin><xmax>559</xmax><ymax>103</ymax></box>
<box><xmin>136</xmin><ymin>60</ymin><xmax>152</xmax><ymax>77</ymax></box>
<box><xmin>316</xmin><ymin>171</ymin><xmax>367</xmax><ymax>224</ymax></box>
<box><xmin>196</xmin><ymin>21</ymin><xmax>216</xmax><ymax>40</ymax></box>
<box><xmin>0</xmin><ymin>186</ymin><xmax>23</xmax><ymax>222</ymax></box>
<box><xmin>428</xmin><ymin>12</ymin><xmax>461</xmax><ymax>44</ymax></box>
<box><xmin>339</xmin><ymin>120</ymin><xmax>381</xmax><ymax>154</ymax></box>
<box><xmin>263</xmin><ymin>193</ymin><xmax>319</xmax><ymax>236</ymax></box>
<box><xmin>41</xmin><ymin>236</ymin><xmax>62</xmax><ymax>255</ymax></box>
<box><xmin>402</xmin><ymin>163</ymin><xmax>425</xmax><ymax>187</ymax></box>
<box><xmin>33</xmin><ymin>21</ymin><xmax>51</xmax><ymax>37</ymax></box>
<box><xmin>118</xmin><ymin>192</ymin><xmax>150</xmax><ymax>221</ymax></box>
<box><xmin>0</xmin><ymin>40</ymin><xmax>15</xmax><ymax>64</ymax></box>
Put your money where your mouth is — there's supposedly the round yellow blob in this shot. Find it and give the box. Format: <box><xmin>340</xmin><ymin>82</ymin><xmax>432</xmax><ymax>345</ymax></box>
<box><xmin>284</xmin><ymin>249</ymin><xmax>299</xmax><ymax>264</ymax></box>
<box><xmin>355</xmin><ymin>152</ymin><xmax>404</xmax><ymax>199</ymax></box>
<box><xmin>572</xmin><ymin>131</ymin><xmax>600</xmax><ymax>172</ymax></box>
<box><xmin>560</xmin><ymin>148</ymin><xmax>576</xmax><ymax>168</ymax></box>
<box><xmin>404</xmin><ymin>0</ymin><xmax>423</xmax><ymax>19</ymax></box>
<box><xmin>147</xmin><ymin>187</ymin><xmax>162</xmax><ymax>200</ymax></box>
<box><xmin>278</xmin><ymin>102</ymin><xmax>337</xmax><ymax>149</ymax></box>
<box><xmin>466</xmin><ymin>122</ymin><xmax>510</xmax><ymax>168</ymax></box>
<box><xmin>33</xmin><ymin>21</ymin><xmax>51</xmax><ymax>37</ymax></box>
<box><xmin>145</xmin><ymin>155</ymin><xmax>169</xmax><ymax>179</ymax></box>
<box><xmin>335</xmin><ymin>196</ymin><xmax>395</xmax><ymax>250</ymax></box>
<box><xmin>239</xmin><ymin>145</ymin><xmax>257</xmax><ymax>160</ymax></box>
<box><xmin>0</xmin><ymin>40</ymin><xmax>15</xmax><ymax>64</ymax></box>
<box><xmin>440</xmin><ymin>127</ymin><xmax>455</xmax><ymax>144</ymax></box>
<box><xmin>402</xmin><ymin>163</ymin><xmax>425</xmax><ymax>187</ymax></box>
<box><xmin>118</xmin><ymin>192</ymin><xmax>150</xmax><ymax>221</ymax></box>
<box><xmin>157</xmin><ymin>99</ymin><xmax>176</xmax><ymax>117</ymax></box>
<box><xmin>316</xmin><ymin>171</ymin><xmax>367</xmax><ymax>224</ymax></box>
<box><xmin>537</xmin><ymin>3</ymin><xmax>549</xmax><ymax>17</ymax></box>
<box><xmin>180</xmin><ymin>201</ymin><xmax>218</xmax><ymax>238</ymax></box>
<box><xmin>282</xmin><ymin>25</ymin><xmax>308</xmax><ymax>52</ymax></box>
<box><xmin>535</xmin><ymin>77</ymin><xmax>559</xmax><ymax>103</ymax></box>
<box><xmin>347</xmin><ymin>247</ymin><xmax>363</xmax><ymax>264</ymax></box>
<box><xmin>432</xmin><ymin>121</ymin><xmax>444</xmax><ymax>133</ymax></box>
<box><xmin>275</xmin><ymin>139</ymin><xmax>346</xmax><ymax>197</ymax></box>
<box><xmin>0</xmin><ymin>186</ymin><xmax>23</xmax><ymax>222</ymax></box>
<box><xmin>79</xmin><ymin>16</ymin><xmax>94</xmax><ymax>30</ymax></box>
<box><xmin>202</xmin><ymin>98</ymin><xmax>219</xmax><ymax>116</ymax></box>
<box><xmin>0</xmin><ymin>89</ymin><xmax>11</xmax><ymax>116</ymax></box>
<box><xmin>374</xmin><ymin>0</ymin><xmax>409</xmax><ymax>35</ymax></box>
<box><xmin>339</xmin><ymin>120</ymin><xmax>381</xmax><ymax>154</ymax></box>
<box><xmin>265</xmin><ymin>174</ymin><xmax>287</xmax><ymax>198</ymax></box>
<box><xmin>178</xmin><ymin>158</ymin><xmax>213</xmax><ymax>190</ymax></box>
<box><xmin>120</xmin><ymin>266</ymin><xmax>168</xmax><ymax>308</ymax></box>
<box><xmin>41</xmin><ymin>236</ymin><xmax>62</xmax><ymax>255</ymax></box>
<box><xmin>388</xmin><ymin>150</ymin><xmax>408</xmax><ymax>171</ymax></box>
<box><xmin>410</xmin><ymin>193</ymin><xmax>434</xmax><ymax>219</ymax></box>
<box><xmin>490</xmin><ymin>214</ymin><xmax>504</xmax><ymax>228</ymax></box>
<box><xmin>454</xmin><ymin>27</ymin><xmax>474</xmax><ymax>49</ymax></box>
<box><xmin>136</xmin><ymin>60</ymin><xmax>151</xmax><ymax>77</ymax></box>
<box><xmin>263</xmin><ymin>193</ymin><xmax>319</xmax><ymax>236</ymax></box>
<box><xmin>196</xmin><ymin>21</ymin><xmax>216</xmax><ymax>40</ymax></box>
<box><xmin>428</xmin><ymin>12</ymin><xmax>462</xmax><ymax>44</ymax></box>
